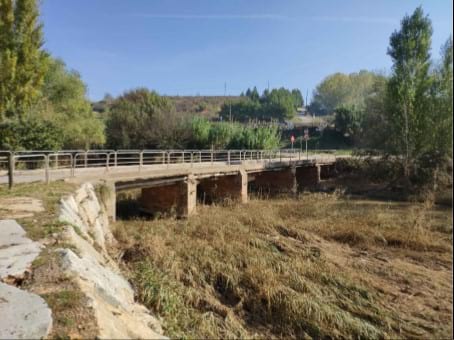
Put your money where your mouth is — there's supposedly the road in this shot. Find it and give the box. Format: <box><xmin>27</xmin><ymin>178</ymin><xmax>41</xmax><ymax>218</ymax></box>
<box><xmin>0</xmin><ymin>154</ymin><xmax>337</xmax><ymax>186</ymax></box>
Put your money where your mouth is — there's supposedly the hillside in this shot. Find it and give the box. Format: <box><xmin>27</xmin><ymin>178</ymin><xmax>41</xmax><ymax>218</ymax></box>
<box><xmin>92</xmin><ymin>96</ymin><xmax>241</xmax><ymax>120</ymax></box>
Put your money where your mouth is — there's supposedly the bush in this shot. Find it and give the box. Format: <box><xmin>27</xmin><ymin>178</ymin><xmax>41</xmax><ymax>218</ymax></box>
<box><xmin>0</xmin><ymin>118</ymin><xmax>63</xmax><ymax>150</ymax></box>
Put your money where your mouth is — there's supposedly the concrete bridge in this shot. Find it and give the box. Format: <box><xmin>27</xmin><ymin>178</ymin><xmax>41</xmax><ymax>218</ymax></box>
<box><xmin>0</xmin><ymin>149</ymin><xmax>339</xmax><ymax>219</ymax></box>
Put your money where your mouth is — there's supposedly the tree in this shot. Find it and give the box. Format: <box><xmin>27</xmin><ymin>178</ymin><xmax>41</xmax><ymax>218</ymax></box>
<box><xmin>334</xmin><ymin>105</ymin><xmax>363</xmax><ymax>141</ymax></box>
<box><xmin>291</xmin><ymin>89</ymin><xmax>304</xmax><ymax>108</ymax></box>
<box><xmin>432</xmin><ymin>36</ymin><xmax>453</xmax><ymax>156</ymax></box>
<box><xmin>310</xmin><ymin>71</ymin><xmax>380</xmax><ymax>115</ymax></box>
<box><xmin>0</xmin><ymin>118</ymin><xmax>62</xmax><ymax>150</ymax></box>
<box><xmin>34</xmin><ymin>57</ymin><xmax>105</xmax><ymax>149</ymax></box>
<box><xmin>0</xmin><ymin>0</ymin><xmax>48</xmax><ymax>118</ymax></box>
<box><xmin>106</xmin><ymin>88</ymin><xmax>173</xmax><ymax>149</ymax></box>
<box><xmin>261</xmin><ymin>88</ymin><xmax>296</xmax><ymax>121</ymax></box>
<box><xmin>359</xmin><ymin>76</ymin><xmax>390</xmax><ymax>150</ymax></box>
<box><xmin>386</xmin><ymin>7</ymin><xmax>433</xmax><ymax>174</ymax></box>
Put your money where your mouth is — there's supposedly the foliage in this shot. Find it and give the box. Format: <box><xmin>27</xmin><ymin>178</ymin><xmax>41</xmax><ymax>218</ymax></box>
<box><xmin>430</xmin><ymin>36</ymin><xmax>453</xmax><ymax>157</ymax></box>
<box><xmin>106</xmin><ymin>88</ymin><xmax>174</xmax><ymax>149</ymax></box>
<box><xmin>0</xmin><ymin>118</ymin><xmax>63</xmax><ymax>150</ymax></box>
<box><xmin>310</xmin><ymin>71</ymin><xmax>383</xmax><ymax>116</ymax></box>
<box><xmin>35</xmin><ymin>58</ymin><xmax>105</xmax><ymax>149</ymax></box>
<box><xmin>0</xmin><ymin>0</ymin><xmax>48</xmax><ymax>118</ymax></box>
<box><xmin>386</xmin><ymin>6</ymin><xmax>434</xmax><ymax>170</ymax></box>
<box><xmin>358</xmin><ymin>76</ymin><xmax>390</xmax><ymax>150</ymax></box>
<box><xmin>188</xmin><ymin>118</ymin><xmax>281</xmax><ymax>150</ymax></box>
<box><xmin>334</xmin><ymin>106</ymin><xmax>363</xmax><ymax>142</ymax></box>
<box><xmin>222</xmin><ymin>87</ymin><xmax>300</xmax><ymax>122</ymax></box>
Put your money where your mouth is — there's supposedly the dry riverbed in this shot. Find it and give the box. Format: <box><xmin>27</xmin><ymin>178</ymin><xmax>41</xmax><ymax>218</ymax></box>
<box><xmin>113</xmin><ymin>193</ymin><xmax>453</xmax><ymax>339</ymax></box>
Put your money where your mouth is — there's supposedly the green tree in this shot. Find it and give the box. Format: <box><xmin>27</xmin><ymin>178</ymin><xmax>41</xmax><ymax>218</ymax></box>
<box><xmin>291</xmin><ymin>89</ymin><xmax>304</xmax><ymax>108</ymax></box>
<box><xmin>34</xmin><ymin>57</ymin><xmax>105</xmax><ymax>149</ymax></box>
<box><xmin>310</xmin><ymin>71</ymin><xmax>380</xmax><ymax>115</ymax></box>
<box><xmin>0</xmin><ymin>0</ymin><xmax>47</xmax><ymax>118</ymax></box>
<box><xmin>0</xmin><ymin>118</ymin><xmax>62</xmax><ymax>150</ymax></box>
<box><xmin>106</xmin><ymin>88</ymin><xmax>173</xmax><ymax>149</ymax></box>
<box><xmin>386</xmin><ymin>6</ymin><xmax>433</xmax><ymax>174</ymax></box>
<box><xmin>261</xmin><ymin>88</ymin><xmax>296</xmax><ymax>121</ymax></box>
<box><xmin>359</xmin><ymin>76</ymin><xmax>390</xmax><ymax>150</ymax></box>
<box><xmin>432</xmin><ymin>36</ymin><xmax>453</xmax><ymax>156</ymax></box>
<box><xmin>334</xmin><ymin>105</ymin><xmax>363</xmax><ymax>141</ymax></box>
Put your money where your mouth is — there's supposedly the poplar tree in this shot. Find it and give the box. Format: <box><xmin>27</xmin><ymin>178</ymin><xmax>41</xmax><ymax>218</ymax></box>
<box><xmin>386</xmin><ymin>7</ymin><xmax>433</xmax><ymax>175</ymax></box>
<box><xmin>0</xmin><ymin>0</ymin><xmax>47</xmax><ymax>119</ymax></box>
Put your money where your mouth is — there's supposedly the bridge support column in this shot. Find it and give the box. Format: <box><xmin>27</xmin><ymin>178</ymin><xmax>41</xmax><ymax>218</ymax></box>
<box><xmin>198</xmin><ymin>170</ymin><xmax>248</xmax><ymax>204</ymax></box>
<box><xmin>296</xmin><ymin>165</ymin><xmax>321</xmax><ymax>190</ymax></box>
<box><xmin>250</xmin><ymin>167</ymin><xmax>297</xmax><ymax>196</ymax></box>
<box><xmin>139</xmin><ymin>175</ymin><xmax>197</xmax><ymax>217</ymax></box>
<box><xmin>102</xmin><ymin>182</ymin><xmax>117</xmax><ymax>222</ymax></box>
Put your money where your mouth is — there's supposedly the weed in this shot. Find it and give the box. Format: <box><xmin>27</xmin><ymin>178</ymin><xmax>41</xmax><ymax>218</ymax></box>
<box><xmin>113</xmin><ymin>194</ymin><xmax>452</xmax><ymax>338</ymax></box>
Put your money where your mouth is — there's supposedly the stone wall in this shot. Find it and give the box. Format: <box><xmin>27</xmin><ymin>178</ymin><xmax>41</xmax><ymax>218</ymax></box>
<box><xmin>58</xmin><ymin>183</ymin><xmax>165</xmax><ymax>339</ymax></box>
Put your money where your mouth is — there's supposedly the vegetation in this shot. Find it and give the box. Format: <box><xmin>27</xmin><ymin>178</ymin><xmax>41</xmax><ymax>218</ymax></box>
<box><xmin>0</xmin><ymin>0</ymin><xmax>47</xmax><ymax>118</ymax></box>
<box><xmin>221</xmin><ymin>87</ymin><xmax>302</xmax><ymax>122</ymax></box>
<box><xmin>0</xmin><ymin>0</ymin><xmax>104</xmax><ymax>150</ymax></box>
<box><xmin>189</xmin><ymin>117</ymin><xmax>281</xmax><ymax>150</ymax></box>
<box><xmin>308</xmin><ymin>7</ymin><xmax>452</xmax><ymax>189</ymax></box>
<box><xmin>105</xmin><ymin>90</ymin><xmax>282</xmax><ymax>150</ymax></box>
<box><xmin>309</xmin><ymin>71</ymin><xmax>384</xmax><ymax>116</ymax></box>
<box><xmin>113</xmin><ymin>193</ymin><xmax>452</xmax><ymax>339</ymax></box>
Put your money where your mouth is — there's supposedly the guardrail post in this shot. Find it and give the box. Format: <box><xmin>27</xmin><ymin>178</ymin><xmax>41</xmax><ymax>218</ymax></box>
<box><xmin>71</xmin><ymin>154</ymin><xmax>75</xmax><ymax>177</ymax></box>
<box><xmin>114</xmin><ymin>152</ymin><xmax>118</xmax><ymax>167</ymax></box>
<box><xmin>45</xmin><ymin>155</ymin><xmax>50</xmax><ymax>184</ymax></box>
<box><xmin>167</xmin><ymin>152</ymin><xmax>170</xmax><ymax>168</ymax></box>
<box><xmin>84</xmin><ymin>151</ymin><xmax>88</xmax><ymax>168</ymax></box>
<box><xmin>211</xmin><ymin>150</ymin><xmax>214</xmax><ymax>165</ymax></box>
<box><xmin>190</xmin><ymin>152</ymin><xmax>193</xmax><ymax>168</ymax></box>
<box><xmin>139</xmin><ymin>151</ymin><xmax>143</xmax><ymax>172</ymax></box>
<box><xmin>227</xmin><ymin>151</ymin><xmax>231</xmax><ymax>165</ymax></box>
<box><xmin>8</xmin><ymin>153</ymin><xmax>14</xmax><ymax>189</ymax></box>
<box><xmin>106</xmin><ymin>154</ymin><xmax>110</xmax><ymax>172</ymax></box>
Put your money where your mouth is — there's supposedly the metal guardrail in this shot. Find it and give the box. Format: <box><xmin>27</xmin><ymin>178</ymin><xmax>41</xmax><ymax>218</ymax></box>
<box><xmin>0</xmin><ymin>149</ymin><xmax>337</xmax><ymax>187</ymax></box>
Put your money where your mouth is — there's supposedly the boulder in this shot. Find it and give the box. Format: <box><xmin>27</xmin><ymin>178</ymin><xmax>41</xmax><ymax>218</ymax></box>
<box><xmin>0</xmin><ymin>220</ymin><xmax>42</xmax><ymax>282</ymax></box>
<box><xmin>58</xmin><ymin>248</ymin><xmax>164</xmax><ymax>339</ymax></box>
<box><xmin>0</xmin><ymin>281</ymin><xmax>52</xmax><ymax>339</ymax></box>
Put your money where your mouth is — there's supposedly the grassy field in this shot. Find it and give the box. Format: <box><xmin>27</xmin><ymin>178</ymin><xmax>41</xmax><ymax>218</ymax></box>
<box><xmin>113</xmin><ymin>193</ymin><xmax>453</xmax><ymax>339</ymax></box>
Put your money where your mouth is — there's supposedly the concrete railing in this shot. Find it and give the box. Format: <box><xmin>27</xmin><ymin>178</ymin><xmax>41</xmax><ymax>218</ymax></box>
<box><xmin>0</xmin><ymin>149</ymin><xmax>338</xmax><ymax>187</ymax></box>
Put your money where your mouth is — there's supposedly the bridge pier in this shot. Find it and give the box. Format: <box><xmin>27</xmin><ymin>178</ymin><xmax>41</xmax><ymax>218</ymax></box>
<box><xmin>250</xmin><ymin>167</ymin><xmax>297</xmax><ymax>196</ymax></box>
<box><xmin>198</xmin><ymin>170</ymin><xmax>248</xmax><ymax>204</ymax></box>
<box><xmin>139</xmin><ymin>175</ymin><xmax>197</xmax><ymax>217</ymax></box>
<box><xmin>103</xmin><ymin>182</ymin><xmax>117</xmax><ymax>222</ymax></box>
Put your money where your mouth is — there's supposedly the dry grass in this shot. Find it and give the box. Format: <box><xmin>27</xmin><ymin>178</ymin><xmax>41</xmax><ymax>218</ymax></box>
<box><xmin>113</xmin><ymin>193</ymin><xmax>453</xmax><ymax>339</ymax></box>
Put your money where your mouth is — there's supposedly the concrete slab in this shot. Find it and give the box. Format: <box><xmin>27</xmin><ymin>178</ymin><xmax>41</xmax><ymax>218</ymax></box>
<box><xmin>0</xmin><ymin>220</ymin><xmax>42</xmax><ymax>282</ymax></box>
<box><xmin>0</xmin><ymin>281</ymin><xmax>52</xmax><ymax>339</ymax></box>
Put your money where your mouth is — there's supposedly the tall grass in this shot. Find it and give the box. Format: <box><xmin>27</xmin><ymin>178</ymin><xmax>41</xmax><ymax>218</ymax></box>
<box><xmin>189</xmin><ymin>117</ymin><xmax>282</xmax><ymax>150</ymax></box>
<box><xmin>113</xmin><ymin>194</ymin><xmax>452</xmax><ymax>339</ymax></box>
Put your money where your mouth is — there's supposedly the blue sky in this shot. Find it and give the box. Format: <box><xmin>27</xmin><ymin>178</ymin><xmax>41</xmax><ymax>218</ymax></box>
<box><xmin>40</xmin><ymin>0</ymin><xmax>453</xmax><ymax>101</ymax></box>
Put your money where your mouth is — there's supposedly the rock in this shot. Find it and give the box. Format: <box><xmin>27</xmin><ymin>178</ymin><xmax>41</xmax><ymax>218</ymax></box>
<box><xmin>57</xmin><ymin>248</ymin><xmax>165</xmax><ymax>339</ymax></box>
<box><xmin>0</xmin><ymin>281</ymin><xmax>52</xmax><ymax>339</ymax></box>
<box><xmin>57</xmin><ymin>183</ymin><xmax>165</xmax><ymax>338</ymax></box>
<box><xmin>0</xmin><ymin>220</ymin><xmax>42</xmax><ymax>282</ymax></box>
<box><xmin>59</xmin><ymin>183</ymin><xmax>114</xmax><ymax>251</ymax></box>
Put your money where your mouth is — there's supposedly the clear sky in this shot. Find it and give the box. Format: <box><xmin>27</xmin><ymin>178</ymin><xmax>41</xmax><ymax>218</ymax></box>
<box><xmin>40</xmin><ymin>0</ymin><xmax>453</xmax><ymax>101</ymax></box>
